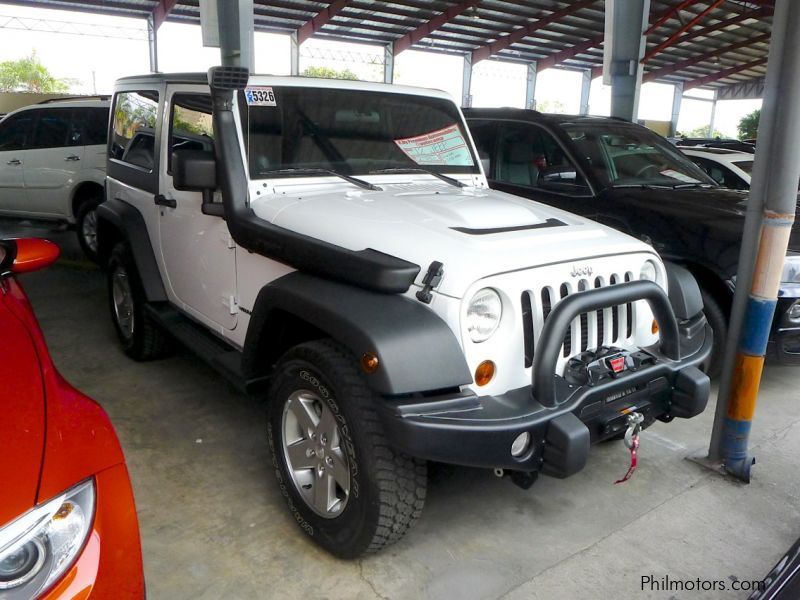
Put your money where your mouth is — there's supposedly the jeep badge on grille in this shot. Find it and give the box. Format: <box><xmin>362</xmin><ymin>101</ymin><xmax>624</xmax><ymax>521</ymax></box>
<box><xmin>570</xmin><ymin>265</ymin><xmax>593</xmax><ymax>277</ymax></box>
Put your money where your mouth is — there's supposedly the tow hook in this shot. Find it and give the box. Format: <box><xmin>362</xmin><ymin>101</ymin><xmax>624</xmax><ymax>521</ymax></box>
<box><xmin>615</xmin><ymin>411</ymin><xmax>644</xmax><ymax>484</ymax></box>
<box><xmin>494</xmin><ymin>468</ymin><xmax>539</xmax><ymax>490</ymax></box>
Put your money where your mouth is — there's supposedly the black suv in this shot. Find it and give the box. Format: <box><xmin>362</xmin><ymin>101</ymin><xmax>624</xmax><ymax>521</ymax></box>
<box><xmin>465</xmin><ymin>109</ymin><xmax>800</xmax><ymax>374</ymax></box>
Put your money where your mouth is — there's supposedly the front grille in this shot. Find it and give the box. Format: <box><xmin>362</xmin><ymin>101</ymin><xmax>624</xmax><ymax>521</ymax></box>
<box><xmin>521</xmin><ymin>271</ymin><xmax>636</xmax><ymax>367</ymax></box>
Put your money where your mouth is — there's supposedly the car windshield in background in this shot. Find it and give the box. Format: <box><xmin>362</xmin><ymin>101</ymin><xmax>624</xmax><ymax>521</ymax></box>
<box><xmin>238</xmin><ymin>86</ymin><xmax>479</xmax><ymax>178</ymax></box>
<box><xmin>562</xmin><ymin>123</ymin><xmax>715</xmax><ymax>188</ymax></box>
<box><xmin>734</xmin><ymin>160</ymin><xmax>753</xmax><ymax>175</ymax></box>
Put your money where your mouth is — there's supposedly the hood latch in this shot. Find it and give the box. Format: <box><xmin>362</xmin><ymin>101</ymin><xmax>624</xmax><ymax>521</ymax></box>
<box><xmin>416</xmin><ymin>261</ymin><xmax>444</xmax><ymax>304</ymax></box>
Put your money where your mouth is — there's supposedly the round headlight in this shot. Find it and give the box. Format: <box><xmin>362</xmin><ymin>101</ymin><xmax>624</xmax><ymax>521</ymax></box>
<box><xmin>640</xmin><ymin>261</ymin><xmax>658</xmax><ymax>283</ymax></box>
<box><xmin>467</xmin><ymin>288</ymin><xmax>502</xmax><ymax>343</ymax></box>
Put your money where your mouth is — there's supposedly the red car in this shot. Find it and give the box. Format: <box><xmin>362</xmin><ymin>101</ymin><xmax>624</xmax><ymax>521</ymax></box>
<box><xmin>0</xmin><ymin>238</ymin><xmax>144</xmax><ymax>598</ymax></box>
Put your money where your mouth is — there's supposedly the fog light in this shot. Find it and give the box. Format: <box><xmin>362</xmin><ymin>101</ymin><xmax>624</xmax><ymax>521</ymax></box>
<box><xmin>474</xmin><ymin>360</ymin><xmax>495</xmax><ymax>386</ymax></box>
<box><xmin>652</xmin><ymin>319</ymin><xmax>659</xmax><ymax>334</ymax></box>
<box><xmin>511</xmin><ymin>432</ymin><xmax>531</xmax><ymax>457</ymax></box>
<box><xmin>788</xmin><ymin>301</ymin><xmax>800</xmax><ymax>323</ymax></box>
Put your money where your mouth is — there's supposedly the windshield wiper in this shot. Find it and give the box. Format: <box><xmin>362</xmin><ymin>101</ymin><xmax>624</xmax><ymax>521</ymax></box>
<box><xmin>257</xmin><ymin>168</ymin><xmax>381</xmax><ymax>191</ymax></box>
<box><xmin>612</xmin><ymin>183</ymin><xmax>674</xmax><ymax>190</ymax></box>
<box><xmin>369</xmin><ymin>167</ymin><xmax>465</xmax><ymax>188</ymax></box>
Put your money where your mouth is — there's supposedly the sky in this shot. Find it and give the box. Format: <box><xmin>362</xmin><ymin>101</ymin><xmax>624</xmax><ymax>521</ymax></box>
<box><xmin>0</xmin><ymin>3</ymin><xmax>761</xmax><ymax>137</ymax></box>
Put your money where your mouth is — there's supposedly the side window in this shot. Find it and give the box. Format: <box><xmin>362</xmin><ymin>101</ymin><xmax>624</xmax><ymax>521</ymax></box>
<box><xmin>466</xmin><ymin>120</ymin><xmax>497</xmax><ymax>177</ymax></box>
<box><xmin>169</xmin><ymin>93</ymin><xmax>214</xmax><ymax>173</ymax></box>
<box><xmin>111</xmin><ymin>91</ymin><xmax>159</xmax><ymax>171</ymax></box>
<box><xmin>82</xmin><ymin>108</ymin><xmax>109</xmax><ymax>146</ymax></box>
<box><xmin>723</xmin><ymin>169</ymin><xmax>749</xmax><ymax>191</ymax></box>
<box><xmin>0</xmin><ymin>113</ymin><xmax>35</xmax><ymax>151</ymax></box>
<box><xmin>30</xmin><ymin>109</ymin><xmax>72</xmax><ymax>149</ymax></box>
<box><xmin>496</xmin><ymin>123</ymin><xmax>587</xmax><ymax>191</ymax></box>
<box><xmin>690</xmin><ymin>157</ymin><xmax>725</xmax><ymax>185</ymax></box>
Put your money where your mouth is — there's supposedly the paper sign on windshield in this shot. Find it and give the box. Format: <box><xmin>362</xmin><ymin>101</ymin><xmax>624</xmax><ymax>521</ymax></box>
<box><xmin>394</xmin><ymin>124</ymin><xmax>474</xmax><ymax>166</ymax></box>
<box><xmin>659</xmin><ymin>169</ymin><xmax>700</xmax><ymax>183</ymax></box>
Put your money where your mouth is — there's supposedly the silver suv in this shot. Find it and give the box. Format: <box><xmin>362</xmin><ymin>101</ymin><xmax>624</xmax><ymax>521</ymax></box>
<box><xmin>0</xmin><ymin>97</ymin><xmax>109</xmax><ymax>259</ymax></box>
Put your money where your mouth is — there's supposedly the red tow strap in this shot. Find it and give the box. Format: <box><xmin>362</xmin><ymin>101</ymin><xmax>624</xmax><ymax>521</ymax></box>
<box><xmin>614</xmin><ymin>434</ymin><xmax>639</xmax><ymax>484</ymax></box>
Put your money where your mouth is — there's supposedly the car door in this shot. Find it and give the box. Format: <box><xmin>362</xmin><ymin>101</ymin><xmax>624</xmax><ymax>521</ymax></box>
<box><xmin>21</xmin><ymin>108</ymin><xmax>84</xmax><ymax>218</ymax></box>
<box><xmin>0</xmin><ymin>111</ymin><xmax>35</xmax><ymax>214</ymax></box>
<box><xmin>490</xmin><ymin>121</ymin><xmax>596</xmax><ymax>216</ymax></box>
<box><xmin>157</xmin><ymin>87</ymin><xmax>237</xmax><ymax>332</ymax></box>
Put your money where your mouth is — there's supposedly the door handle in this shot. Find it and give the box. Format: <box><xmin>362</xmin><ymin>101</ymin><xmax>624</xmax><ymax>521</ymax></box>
<box><xmin>6</xmin><ymin>159</ymin><xmax>21</xmax><ymax>166</ymax></box>
<box><xmin>154</xmin><ymin>194</ymin><xmax>177</xmax><ymax>209</ymax></box>
<box><xmin>64</xmin><ymin>155</ymin><xmax>81</xmax><ymax>161</ymax></box>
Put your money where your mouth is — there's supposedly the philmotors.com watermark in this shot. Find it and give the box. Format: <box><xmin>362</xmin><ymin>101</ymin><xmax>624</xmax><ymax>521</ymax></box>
<box><xmin>641</xmin><ymin>574</ymin><xmax>766</xmax><ymax>593</ymax></box>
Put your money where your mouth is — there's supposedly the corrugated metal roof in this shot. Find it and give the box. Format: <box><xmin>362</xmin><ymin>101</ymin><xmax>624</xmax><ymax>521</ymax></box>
<box><xmin>1</xmin><ymin>0</ymin><xmax>773</xmax><ymax>92</ymax></box>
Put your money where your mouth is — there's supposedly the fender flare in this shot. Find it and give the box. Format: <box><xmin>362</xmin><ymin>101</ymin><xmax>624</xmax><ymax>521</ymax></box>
<box><xmin>242</xmin><ymin>272</ymin><xmax>472</xmax><ymax>395</ymax></box>
<box><xmin>96</xmin><ymin>199</ymin><xmax>167</xmax><ymax>302</ymax></box>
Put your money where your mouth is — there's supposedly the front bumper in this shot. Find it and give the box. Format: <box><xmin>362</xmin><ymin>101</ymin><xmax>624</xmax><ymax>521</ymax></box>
<box><xmin>41</xmin><ymin>464</ymin><xmax>144</xmax><ymax>599</ymax></box>
<box><xmin>379</xmin><ymin>281</ymin><xmax>712</xmax><ymax>478</ymax></box>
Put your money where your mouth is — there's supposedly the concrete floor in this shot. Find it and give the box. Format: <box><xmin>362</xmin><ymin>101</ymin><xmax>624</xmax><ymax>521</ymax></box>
<box><xmin>4</xmin><ymin>218</ymin><xmax>800</xmax><ymax>600</ymax></box>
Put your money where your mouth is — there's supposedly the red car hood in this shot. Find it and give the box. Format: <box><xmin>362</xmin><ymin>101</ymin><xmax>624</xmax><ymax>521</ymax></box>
<box><xmin>0</xmin><ymin>279</ymin><xmax>46</xmax><ymax>526</ymax></box>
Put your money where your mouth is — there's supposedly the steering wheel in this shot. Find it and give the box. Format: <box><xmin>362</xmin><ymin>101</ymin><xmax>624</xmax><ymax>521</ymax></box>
<box><xmin>634</xmin><ymin>164</ymin><xmax>661</xmax><ymax>179</ymax></box>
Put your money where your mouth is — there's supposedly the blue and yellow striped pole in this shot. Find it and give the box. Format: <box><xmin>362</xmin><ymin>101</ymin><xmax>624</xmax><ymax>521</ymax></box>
<box><xmin>721</xmin><ymin>212</ymin><xmax>795</xmax><ymax>482</ymax></box>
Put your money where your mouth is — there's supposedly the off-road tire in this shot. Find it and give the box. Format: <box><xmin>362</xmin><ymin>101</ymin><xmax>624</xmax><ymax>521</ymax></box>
<box><xmin>700</xmin><ymin>289</ymin><xmax>727</xmax><ymax>378</ymax></box>
<box><xmin>75</xmin><ymin>195</ymin><xmax>102</xmax><ymax>262</ymax></box>
<box><xmin>267</xmin><ymin>339</ymin><xmax>427</xmax><ymax>558</ymax></box>
<box><xmin>107</xmin><ymin>243</ymin><xmax>170</xmax><ymax>361</ymax></box>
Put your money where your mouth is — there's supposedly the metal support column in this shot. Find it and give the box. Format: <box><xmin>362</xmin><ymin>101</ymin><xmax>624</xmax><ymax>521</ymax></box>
<box><xmin>462</xmin><ymin>53</ymin><xmax>473</xmax><ymax>108</ymax></box>
<box><xmin>216</xmin><ymin>0</ymin><xmax>254</xmax><ymax>70</ymax></box>
<box><xmin>670</xmin><ymin>83</ymin><xmax>683</xmax><ymax>136</ymax></box>
<box><xmin>604</xmin><ymin>0</ymin><xmax>650</xmax><ymax>121</ymax></box>
<box><xmin>708</xmin><ymin>89</ymin><xmax>718</xmax><ymax>136</ymax></box>
<box><xmin>579</xmin><ymin>69</ymin><xmax>591</xmax><ymax>115</ymax></box>
<box><xmin>704</xmin><ymin>0</ymin><xmax>800</xmax><ymax>482</ymax></box>
<box><xmin>525</xmin><ymin>62</ymin><xmax>537</xmax><ymax>110</ymax></box>
<box><xmin>147</xmin><ymin>14</ymin><xmax>158</xmax><ymax>73</ymax></box>
<box><xmin>384</xmin><ymin>44</ymin><xmax>394</xmax><ymax>84</ymax></box>
<box><xmin>290</xmin><ymin>31</ymin><xmax>300</xmax><ymax>76</ymax></box>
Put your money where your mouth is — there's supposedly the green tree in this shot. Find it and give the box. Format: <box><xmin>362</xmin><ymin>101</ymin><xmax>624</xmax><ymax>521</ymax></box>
<box><xmin>738</xmin><ymin>109</ymin><xmax>760</xmax><ymax>140</ymax></box>
<box><xmin>534</xmin><ymin>99</ymin><xmax>568</xmax><ymax>113</ymax></box>
<box><xmin>679</xmin><ymin>125</ymin><xmax>727</xmax><ymax>139</ymax></box>
<box><xmin>301</xmin><ymin>66</ymin><xmax>359</xmax><ymax>80</ymax></box>
<box><xmin>0</xmin><ymin>52</ymin><xmax>71</xmax><ymax>93</ymax></box>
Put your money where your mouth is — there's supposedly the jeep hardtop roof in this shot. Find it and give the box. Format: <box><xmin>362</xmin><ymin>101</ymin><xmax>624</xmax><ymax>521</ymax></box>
<box><xmin>115</xmin><ymin>72</ymin><xmax>455</xmax><ymax>102</ymax></box>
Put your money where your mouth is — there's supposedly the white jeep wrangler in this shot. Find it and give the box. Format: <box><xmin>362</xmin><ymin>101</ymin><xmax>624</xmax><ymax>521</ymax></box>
<box><xmin>97</xmin><ymin>67</ymin><xmax>711</xmax><ymax>558</ymax></box>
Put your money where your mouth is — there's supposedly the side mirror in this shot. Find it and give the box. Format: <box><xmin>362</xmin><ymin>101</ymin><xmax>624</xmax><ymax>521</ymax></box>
<box><xmin>172</xmin><ymin>149</ymin><xmax>217</xmax><ymax>192</ymax></box>
<box><xmin>1</xmin><ymin>238</ymin><xmax>60</xmax><ymax>276</ymax></box>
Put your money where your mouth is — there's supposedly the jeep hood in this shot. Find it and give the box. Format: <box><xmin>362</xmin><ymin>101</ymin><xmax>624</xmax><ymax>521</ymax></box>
<box><xmin>250</xmin><ymin>181</ymin><xmax>655</xmax><ymax>297</ymax></box>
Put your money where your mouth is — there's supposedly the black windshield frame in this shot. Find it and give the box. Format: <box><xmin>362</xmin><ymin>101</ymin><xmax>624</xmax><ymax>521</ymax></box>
<box><xmin>237</xmin><ymin>86</ymin><xmax>480</xmax><ymax>179</ymax></box>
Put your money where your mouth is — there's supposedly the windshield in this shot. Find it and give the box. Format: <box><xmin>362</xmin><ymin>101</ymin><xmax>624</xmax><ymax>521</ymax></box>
<box><xmin>734</xmin><ymin>160</ymin><xmax>753</xmax><ymax>175</ymax></box>
<box><xmin>238</xmin><ymin>86</ymin><xmax>479</xmax><ymax>178</ymax></box>
<box><xmin>562</xmin><ymin>123</ymin><xmax>716</xmax><ymax>188</ymax></box>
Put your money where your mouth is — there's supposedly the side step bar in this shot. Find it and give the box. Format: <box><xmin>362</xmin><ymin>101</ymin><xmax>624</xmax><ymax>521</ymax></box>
<box><xmin>144</xmin><ymin>304</ymin><xmax>269</xmax><ymax>394</ymax></box>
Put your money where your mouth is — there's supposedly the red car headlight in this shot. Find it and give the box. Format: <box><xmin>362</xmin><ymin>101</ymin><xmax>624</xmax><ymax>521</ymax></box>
<box><xmin>0</xmin><ymin>480</ymin><xmax>95</xmax><ymax>598</ymax></box>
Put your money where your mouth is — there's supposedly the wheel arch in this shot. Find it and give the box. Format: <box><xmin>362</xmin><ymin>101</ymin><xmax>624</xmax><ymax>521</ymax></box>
<box><xmin>96</xmin><ymin>199</ymin><xmax>167</xmax><ymax>302</ymax></box>
<box><xmin>70</xmin><ymin>180</ymin><xmax>104</xmax><ymax>219</ymax></box>
<box><xmin>242</xmin><ymin>272</ymin><xmax>472</xmax><ymax>396</ymax></box>
<box><xmin>679</xmin><ymin>261</ymin><xmax>733</xmax><ymax>316</ymax></box>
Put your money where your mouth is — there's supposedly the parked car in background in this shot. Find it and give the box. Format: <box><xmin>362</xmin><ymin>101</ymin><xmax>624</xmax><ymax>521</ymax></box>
<box><xmin>681</xmin><ymin>147</ymin><xmax>754</xmax><ymax>190</ymax></box>
<box><xmin>465</xmin><ymin>108</ymin><xmax>800</xmax><ymax>374</ymax></box>
<box><xmin>0</xmin><ymin>237</ymin><xmax>144</xmax><ymax>598</ymax></box>
<box><xmin>672</xmin><ymin>136</ymin><xmax>756</xmax><ymax>153</ymax></box>
<box><xmin>0</xmin><ymin>98</ymin><xmax>109</xmax><ymax>260</ymax></box>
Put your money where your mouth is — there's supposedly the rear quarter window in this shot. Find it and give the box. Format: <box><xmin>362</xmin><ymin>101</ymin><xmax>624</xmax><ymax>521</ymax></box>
<box><xmin>82</xmin><ymin>107</ymin><xmax>109</xmax><ymax>146</ymax></box>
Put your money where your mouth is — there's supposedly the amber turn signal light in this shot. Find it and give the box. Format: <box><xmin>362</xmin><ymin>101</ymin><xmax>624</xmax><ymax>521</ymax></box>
<box><xmin>651</xmin><ymin>319</ymin><xmax>659</xmax><ymax>335</ymax></box>
<box><xmin>361</xmin><ymin>352</ymin><xmax>380</xmax><ymax>373</ymax></box>
<box><xmin>474</xmin><ymin>360</ymin><xmax>495</xmax><ymax>386</ymax></box>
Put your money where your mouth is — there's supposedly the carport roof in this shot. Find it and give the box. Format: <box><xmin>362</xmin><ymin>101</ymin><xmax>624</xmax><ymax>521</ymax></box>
<box><xmin>2</xmin><ymin>0</ymin><xmax>774</xmax><ymax>95</ymax></box>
